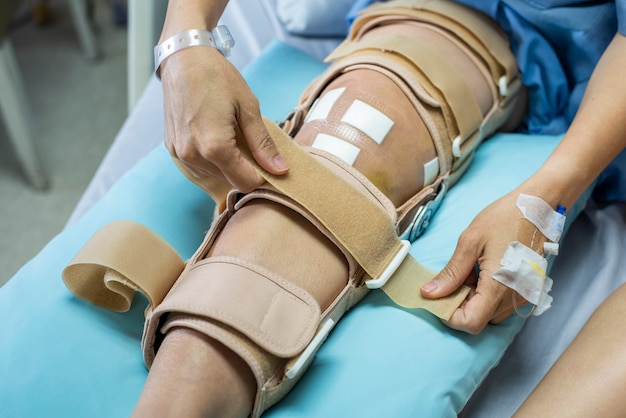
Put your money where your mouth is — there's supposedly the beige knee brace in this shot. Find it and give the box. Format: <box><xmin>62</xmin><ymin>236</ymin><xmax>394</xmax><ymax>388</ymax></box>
<box><xmin>63</xmin><ymin>1</ymin><xmax>526</xmax><ymax>416</ymax></box>
<box><xmin>149</xmin><ymin>1</ymin><xmax>525</xmax><ymax>415</ymax></box>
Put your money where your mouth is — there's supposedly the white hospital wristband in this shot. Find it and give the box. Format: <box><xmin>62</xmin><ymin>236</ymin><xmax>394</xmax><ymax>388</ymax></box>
<box><xmin>154</xmin><ymin>26</ymin><xmax>235</xmax><ymax>79</ymax></box>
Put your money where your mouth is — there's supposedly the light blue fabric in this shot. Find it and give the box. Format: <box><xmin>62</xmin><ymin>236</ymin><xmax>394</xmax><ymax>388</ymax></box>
<box><xmin>0</xmin><ymin>40</ymin><xmax>576</xmax><ymax>417</ymax></box>
<box><xmin>276</xmin><ymin>0</ymin><xmax>356</xmax><ymax>37</ymax></box>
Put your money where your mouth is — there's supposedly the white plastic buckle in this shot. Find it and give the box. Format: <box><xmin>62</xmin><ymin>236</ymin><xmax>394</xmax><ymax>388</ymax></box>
<box><xmin>285</xmin><ymin>318</ymin><xmax>336</xmax><ymax>379</ymax></box>
<box><xmin>498</xmin><ymin>75</ymin><xmax>508</xmax><ymax>97</ymax></box>
<box><xmin>366</xmin><ymin>240</ymin><xmax>411</xmax><ymax>289</ymax></box>
<box><xmin>452</xmin><ymin>135</ymin><xmax>462</xmax><ymax>158</ymax></box>
<box><xmin>154</xmin><ymin>26</ymin><xmax>235</xmax><ymax>78</ymax></box>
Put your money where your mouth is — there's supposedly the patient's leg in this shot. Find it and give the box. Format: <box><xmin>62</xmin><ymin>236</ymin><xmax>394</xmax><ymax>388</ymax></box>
<box><xmin>133</xmin><ymin>204</ymin><xmax>349</xmax><ymax>418</ymax></box>
<box><xmin>514</xmin><ymin>283</ymin><xmax>626</xmax><ymax>418</ymax></box>
<box><xmin>134</xmin><ymin>1</ymin><xmax>524</xmax><ymax>415</ymax></box>
<box><xmin>133</xmin><ymin>328</ymin><xmax>256</xmax><ymax>418</ymax></box>
<box><xmin>133</xmin><ymin>66</ymin><xmax>440</xmax><ymax>418</ymax></box>
<box><xmin>133</xmin><ymin>49</ymin><xmax>503</xmax><ymax>414</ymax></box>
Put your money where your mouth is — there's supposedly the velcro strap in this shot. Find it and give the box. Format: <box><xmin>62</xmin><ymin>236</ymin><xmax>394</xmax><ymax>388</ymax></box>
<box><xmin>179</xmin><ymin>118</ymin><xmax>469</xmax><ymax>320</ymax></box>
<box><xmin>326</xmin><ymin>33</ymin><xmax>482</xmax><ymax>140</ymax></box>
<box><xmin>62</xmin><ymin>220</ymin><xmax>184</xmax><ymax>312</ymax></box>
<box><xmin>154</xmin><ymin>256</ymin><xmax>321</xmax><ymax>357</ymax></box>
<box><xmin>171</xmin><ymin>117</ymin><xmax>469</xmax><ymax>320</ymax></box>
<box><xmin>382</xmin><ymin>256</ymin><xmax>462</xmax><ymax>320</ymax></box>
<box><xmin>231</xmin><ymin>166</ymin><xmax>464</xmax><ymax>320</ymax></box>
<box><xmin>172</xmin><ymin>158</ymin><xmax>232</xmax><ymax>213</ymax></box>
<box><xmin>261</xmin><ymin>120</ymin><xmax>405</xmax><ymax>277</ymax></box>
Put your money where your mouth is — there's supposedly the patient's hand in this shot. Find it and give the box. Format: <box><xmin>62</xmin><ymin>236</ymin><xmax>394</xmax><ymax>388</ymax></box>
<box><xmin>160</xmin><ymin>47</ymin><xmax>288</xmax><ymax>192</ymax></box>
<box><xmin>421</xmin><ymin>191</ymin><xmax>530</xmax><ymax>334</ymax></box>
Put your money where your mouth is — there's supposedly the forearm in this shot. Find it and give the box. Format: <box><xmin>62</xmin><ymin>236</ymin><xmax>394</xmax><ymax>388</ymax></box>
<box><xmin>159</xmin><ymin>0</ymin><xmax>229</xmax><ymax>42</ymax></box>
<box><xmin>520</xmin><ymin>33</ymin><xmax>626</xmax><ymax>209</ymax></box>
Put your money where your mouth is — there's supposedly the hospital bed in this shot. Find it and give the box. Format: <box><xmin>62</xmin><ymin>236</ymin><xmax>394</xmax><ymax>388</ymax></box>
<box><xmin>2</xmin><ymin>2</ymin><xmax>626</xmax><ymax>417</ymax></box>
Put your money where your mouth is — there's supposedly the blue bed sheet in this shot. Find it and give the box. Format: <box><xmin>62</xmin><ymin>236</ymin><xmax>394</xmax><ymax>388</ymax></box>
<box><xmin>0</xmin><ymin>40</ymin><xmax>571</xmax><ymax>417</ymax></box>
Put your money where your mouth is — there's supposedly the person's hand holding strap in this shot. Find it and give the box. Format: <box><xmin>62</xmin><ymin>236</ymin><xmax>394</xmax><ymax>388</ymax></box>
<box><xmin>156</xmin><ymin>0</ymin><xmax>288</xmax><ymax>193</ymax></box>
<box><xmin>420</xmin><ymin>189</ymin><xmax>543</xmax><ymax>334</ymax></box>
<box><xmin>421</xmin><ymin>33</ymin><xmax>626</xmax><ymax>334</ymax></box>
<box><xmin>159</xmin><ymin>45</ymin><xmax>288</xmax><ymax>192</ymax></box>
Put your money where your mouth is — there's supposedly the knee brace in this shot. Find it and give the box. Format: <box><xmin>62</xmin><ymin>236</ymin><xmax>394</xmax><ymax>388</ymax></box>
<box><xmin>63</xmin><ymin>1</ymin><xmax>526</xmax><ymax>416</ymax></box>
<box><xmin>149</xmin><ymin>1</ymin><xmax>526</xmax><ymax>414</ymax></box>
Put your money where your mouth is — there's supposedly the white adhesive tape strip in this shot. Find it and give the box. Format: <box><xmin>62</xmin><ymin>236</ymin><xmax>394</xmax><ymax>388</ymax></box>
<box><xmin>340</xmin><ymin>99</ymin><xmax>394</xmax><ymax>145</ymax></box>
<box><xmin>493</xmin><ymin>241</ymin><xmax>553</xmax><ymax>316</ymax></box>
<box><xmin>305</xmin><ymin>88</ymin><xmax>345</xmax><ymax>123</ymax></box>
<box><xmin>516</xmin><ymin>193</ymin><xmax>566</xmax><ymax>242</ymax></box>
<box><xmin>311</xmin><ymin>133</ymin><xmax>361</xmax><ymax>166</ymax></box>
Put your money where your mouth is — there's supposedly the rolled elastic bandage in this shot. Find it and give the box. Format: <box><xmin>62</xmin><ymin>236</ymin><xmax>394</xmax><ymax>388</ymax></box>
<box><xmin>153</xmin><ymin>26</ymin><xmax>235</xmax><ymax>79</ymax></box>
<box><xmin>492</xmin><ymin>194</ymin><xmax>566</xmax><ymax>316</ymax></box>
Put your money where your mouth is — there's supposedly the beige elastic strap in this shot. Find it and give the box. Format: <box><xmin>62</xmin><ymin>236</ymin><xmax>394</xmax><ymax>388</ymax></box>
<box><xmin>186</xmin><ymin>118</ymin><xmax>469</xmax><ymax>320</ymax></box>
<box><xmin>354</xmin><ymin>0</ymin><xmax>517</xmax><ymax>85</ymax></box>
<box><xmin>326</xmin><ymin>33</ymin><xmax>482</xmax><ymax>141</ymax></box>
<box><xmin>62</xmin><ymin>220</ymin><xmax>185</xmax><ymax>312</ymax></box>
<box><xmin>382</xmin><ymin>250</ymin><xmax>463</xmax><ymax>320</ymax></box>
<box><xmin>153</xmin><ymin>256</ymin><xmax>321</xmax><ymax>357</ymax></box>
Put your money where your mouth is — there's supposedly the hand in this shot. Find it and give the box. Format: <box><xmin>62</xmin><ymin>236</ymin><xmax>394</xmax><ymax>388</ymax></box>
<box><xmin>421</xmin><ymin>191</ymin><xmax>531</xmax><ymax>334</ymax></box>
<box><xmin>160</xmin><ymin>46</ymin><xmax>288</xmax><ymax>192</ymax></box>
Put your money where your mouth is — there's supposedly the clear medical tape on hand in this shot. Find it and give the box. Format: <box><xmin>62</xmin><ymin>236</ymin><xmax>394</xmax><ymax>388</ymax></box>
<box><xmin>492</xmin><ymin>194</ymin><xmax>566</xmax><ymax>317</ymax></box>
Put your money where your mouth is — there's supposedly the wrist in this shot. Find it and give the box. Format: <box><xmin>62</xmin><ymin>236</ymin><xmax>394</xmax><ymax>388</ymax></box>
<box><xmin>154</xmin><ymin>26</ymin><xmax>235</xmax><ymax>79</ymax></box>
<box><xmin>158</xmin><ymin>0</ymin><xmax>227</xmax><ymax>43</ymax></box>
<box><xmin>518</xmin><ymin>164</ymin><xmax>588</xmax><ymax>210</ymax></box>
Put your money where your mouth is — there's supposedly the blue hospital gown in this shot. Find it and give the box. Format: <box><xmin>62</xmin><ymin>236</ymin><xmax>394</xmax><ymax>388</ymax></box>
<box><xmin>454</xmin><ymin>0</ymin><xmax>626</xmax><ymax>201</ymax></box>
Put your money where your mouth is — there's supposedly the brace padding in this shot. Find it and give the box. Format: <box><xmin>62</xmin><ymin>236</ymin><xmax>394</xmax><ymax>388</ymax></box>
<box><xmin>147</xmin><ymin>256</ymin><xmax>321</xmax><ymax>357</ymax></box>
<box><xmin>351</xmin><ymin>0</ymin><xmax>519</xmax><ymax>88</ymax></box>
<box><xmin>139</xmin><ymin>174</ymin><xmax>375</xmax><ymax>414</ymax></box>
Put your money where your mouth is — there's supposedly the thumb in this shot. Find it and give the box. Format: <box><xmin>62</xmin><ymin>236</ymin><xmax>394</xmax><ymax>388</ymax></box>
<box><xmin>421</xmin><ymin>244</ymin><xmax>478</xmax><ymax>299</ymax></box>
<box><xmin>240</xmin><ymin>112</ymin><xmax>289</xmax><ymax>176</ymax></box>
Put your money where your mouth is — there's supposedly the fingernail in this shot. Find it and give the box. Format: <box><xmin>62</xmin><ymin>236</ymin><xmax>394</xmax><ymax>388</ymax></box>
<box><xmin>273</xmin><ymin>154</ymin><xmax>288</xmax><ymax>171</ymax></box>
<box><xmin>422</xmin><ymin>280</ymin><xmax>439</xmax><ymax>293</ymax></box>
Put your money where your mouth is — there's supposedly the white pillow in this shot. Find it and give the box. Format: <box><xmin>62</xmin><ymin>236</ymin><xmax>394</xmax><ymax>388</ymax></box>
<box><xmin>276</xmin><ymin>0</ymin><xmax>357</xmax><ymax>37</ymax></box>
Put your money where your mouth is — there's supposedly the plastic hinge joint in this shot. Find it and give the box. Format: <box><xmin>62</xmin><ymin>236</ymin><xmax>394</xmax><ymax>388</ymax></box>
<box><xmin>400</xmin><ymin>182</ymin><xmax>447</xmax><ymax>242</ymax></box>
